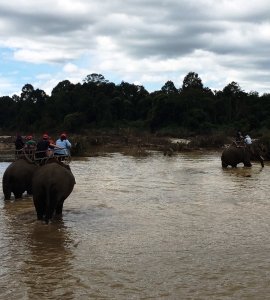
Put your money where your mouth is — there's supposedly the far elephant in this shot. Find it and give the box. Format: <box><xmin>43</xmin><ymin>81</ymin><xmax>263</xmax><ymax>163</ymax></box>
<box><xmin>32</xmin><ymin>159</ymin><xmax>76</xmax><ymax>224</ymax></box>
<box><xmin>221</xmin><ymin>142</ymin><xmax>264</xmax><ymax>168</ymax></box>
<box><xmin>2</xmin><ymin>157</ymin><xmax>39</xmax><ymax>200</ymax></box>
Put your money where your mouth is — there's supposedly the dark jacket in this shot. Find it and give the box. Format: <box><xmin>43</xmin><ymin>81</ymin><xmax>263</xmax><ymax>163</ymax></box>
<box><xmin>35</xmin><ymin>140</ymin><xmax>50</xmax><ymax>158</ymax></box>
<box><xmin>15</xmin><ymin>139</ymin><xmax>24</xmax><ymax>150</ymax></box>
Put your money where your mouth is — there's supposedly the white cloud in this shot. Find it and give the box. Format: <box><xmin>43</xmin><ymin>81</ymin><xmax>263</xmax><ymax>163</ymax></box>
<box><xmin>35</xmin><ymin>74</ymin><xmax>52</xmax><ymax>80</ymax></box>
<box><xmin>0</xmin><ymin>0</ymin><xmax>269</xmax><ymax>96</ymax></box>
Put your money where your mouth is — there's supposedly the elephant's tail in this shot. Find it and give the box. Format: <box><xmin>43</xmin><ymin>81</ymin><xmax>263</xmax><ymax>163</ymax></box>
<box><xmin>45</xmin><ymin>183</ymin><xmax>51</xmax><ymax>203</ymax></box>
<box><xmin>44</xmin><ymin>184</ymin><xmax>52</xmax><ymax>224</ymax></box>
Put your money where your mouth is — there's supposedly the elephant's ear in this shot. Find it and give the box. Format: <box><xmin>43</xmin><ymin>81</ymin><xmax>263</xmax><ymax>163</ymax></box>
<box><xmin>250</xmin><ymin>146</ymin><xmax>255</xmax><ymax>155</ymax></box>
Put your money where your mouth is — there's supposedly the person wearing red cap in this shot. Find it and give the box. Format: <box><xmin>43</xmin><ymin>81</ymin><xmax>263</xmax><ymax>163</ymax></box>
<box><xmin>35</xmin><ymin>134</ymin><xmax>62</xmax><ymax>159</ymax></box>
<box><xmin>24</xmin><ymin>135</ymin><xmax>37</xmax><ymax>150</ymax></box>
<box><xmin>54</xmin><ymin>133</ymin><xmax>72</xmax><ymax>158</ymax></box>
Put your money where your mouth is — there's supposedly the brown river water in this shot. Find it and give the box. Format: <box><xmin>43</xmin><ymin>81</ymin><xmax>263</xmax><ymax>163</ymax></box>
<box><xmin>0</xmin><ymin>148</ymin><xmax>270</xmax><ymax>299</ymax></box>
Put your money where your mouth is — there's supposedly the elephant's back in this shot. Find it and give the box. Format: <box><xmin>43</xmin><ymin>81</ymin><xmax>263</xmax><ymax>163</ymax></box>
<box><xmin>33</xmin><ymin>162</ymin><xmax>74</xmax><ymax>186</ymax></box>
<box><xmin>4</xmin><ymin>159</ymin><xmax>34</xmax><ymax>178</ymax></box>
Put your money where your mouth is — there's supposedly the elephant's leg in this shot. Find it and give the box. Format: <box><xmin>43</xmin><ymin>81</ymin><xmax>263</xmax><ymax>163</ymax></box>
<box><xmin>44</xmin><ymin>198</ymin><xmax>58</xmax><ymax>224</ymax></box>
<box><xmin>34</xmin><ymin>195</ymin><xmax>46</xmax><ymax>221</ymax></box>
<box><xmin>13</xmin><ymin>190</ymin><xmax>23</xmax><ymax>199</ymax></box>
<box><xmin>3</xmin><ymin>186</ymin><xmax>11</xmax><ymax>200</ymax></box>
<box><xmin>222</xmin><ymin>161</ymin><xmax>228</xmax><ymax>168</ymax></box>
<box><xmin>35</xmin><ymin>204</ymin><xmax>45</xmax><ymax>220</ymax></box>
<box><xmin>26</xmin><ymin>186</ymin><xmax>33</xmax><ymax>195</ymax></box>
<box><xmin>55</xmin><ymin>201</ymin><xmax>64</xmax><ymax>215</ymax></box>
<box><xmin>37</xmin><ymin>213</ymin><xmax>44</xmax><ymax>221</ymax></box>
<box><xmin>44</xmin><ymin>206</ymin><xmax>55</xmax><ymax>224</ymax></box>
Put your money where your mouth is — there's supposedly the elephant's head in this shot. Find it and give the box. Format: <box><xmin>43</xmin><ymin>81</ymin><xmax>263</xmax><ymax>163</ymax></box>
<box><xmin>248</xmin><ymin>144</ymin><xmax>264</xmax><ymax>167</ymax></box>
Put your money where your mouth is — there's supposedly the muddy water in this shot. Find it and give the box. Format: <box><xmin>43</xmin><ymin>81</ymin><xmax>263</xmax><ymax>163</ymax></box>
<box><xmin>0</xmin><ymin>149</ymin><xmax>270</xmax><ymax>299</ymax></box>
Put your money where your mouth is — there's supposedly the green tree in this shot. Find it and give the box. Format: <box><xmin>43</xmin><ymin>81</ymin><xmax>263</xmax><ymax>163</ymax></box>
<box><xmin>181</xmin><ymin>72</ymin><xmax>203</xmax><ymax>91</ymax></box>
<box><xmin>83</xmin><ymin>73</ymin><xmax>109</xmax><ymax>85</ymax></box>
<box><xmin>161</xmin><ymin>80</ymin><xmax>178</xmax><ymax>94</ymax></box>
<box><xmin>182</xmin><ymin>108</ymin><xmax>210</xmax><ymax>131</ymax></box>
<box><xmin>122</xmin><ymin>100</ymin><xmax>134</xmax><ymax>121</ymax></box>
<box><xmin>51</xmin><ymin>80</ymin><xmax>75</xmax><ymax>95</ymax></box>
<box><xmin>64</xmin><ymin>112</ymin><xmax>85</xmax><ymax>132</ymax></box>
<box><xmin>222</xmin><ymin>81</ymin><xmax>247</xmax><ymax>123</ymax></box>
<box><xmin>0</xmin><ymin>96</ymin><xmax>17</xmax><ymax>128</ymax></box>
<box><xmin>101</xmin><ymin>107</ymin><xmax>113</xmax><ymax>127</ymax></box>
<box><xmin>109</xmin><ymin>97</ymin><xmax>124</xmax><ymax>121</ymax></box>
<box><xmin>147</xmin><ymin>94</ymin><xmax>175</xmax><ymax>132</ymax></box>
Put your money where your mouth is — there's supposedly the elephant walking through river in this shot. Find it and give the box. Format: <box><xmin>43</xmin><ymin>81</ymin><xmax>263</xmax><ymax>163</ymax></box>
<box><xmin>32</xmin><ymin>159</ymin><xmax>75</xmax><ymax>224</ymax></box>
<box><xmin>221</xmin><ymin>142</ymin><xmax>264</xmax><ymax>168</ymax></box>
<box><xmin>2</xmin><ymin>157</ymin><xmax>39</xmax><ymax>200</ymax></box>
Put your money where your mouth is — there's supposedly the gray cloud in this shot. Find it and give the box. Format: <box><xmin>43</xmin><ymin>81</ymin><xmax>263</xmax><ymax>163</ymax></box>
<box><xmin>0</xmin><ymin>0</ymin><xmax>269</xmax><ymax>94</ymax></box>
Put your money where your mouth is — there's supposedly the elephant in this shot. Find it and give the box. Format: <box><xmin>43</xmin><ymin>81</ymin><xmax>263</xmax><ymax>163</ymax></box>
<box><xmin>32</xmin><ymin>159</ymin><xmax>76</xmax><ymax>224</ymax></box>
<box><xmin>2</xmin><ymin>157</ymin><xmax>39</xmax><ymax>200</ymax></box>
<box><xmin>221</xmin><ymin>142</ymin><xmax>264</xmax><ymax>168</ymax></box>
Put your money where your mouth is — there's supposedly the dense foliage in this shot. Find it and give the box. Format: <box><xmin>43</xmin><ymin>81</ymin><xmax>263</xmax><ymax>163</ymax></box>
<box><xmin>1</xmin><ymin>72</ymin><xmax>269</xmax><ymax>135</ymax></box>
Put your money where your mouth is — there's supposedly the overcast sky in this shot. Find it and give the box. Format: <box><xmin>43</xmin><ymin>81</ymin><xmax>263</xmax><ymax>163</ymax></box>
<box><xmin>0</xmin><ymin>0</ymin><xmax>269</xmax><ymax>97</ymax></box>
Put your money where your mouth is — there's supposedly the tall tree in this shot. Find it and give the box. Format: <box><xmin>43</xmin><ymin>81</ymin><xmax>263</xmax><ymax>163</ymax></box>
<box><xmin>21</xmin><ymin>84</ymin><xmax>35</xmax><ymax>101</ymax></box>
<box><xmin>161</xmin><ymin>80</ymin><xmax>178</xmax><ymax>94</ymax></box>
<box><xmin>222</xmin><ymin>81</ymin><xmax>247</xmax><ymax>123</ymax></box>
<box><xmin>0</xmin><ymin>96</ymin><xmax>17</xmax><ymax>128</ymax></box>
<box><xmin>51</xmin><ymin>80</ymin><xmax>74</xmax><ymax>95</ymax></box>
<box><xmin>181</xmin><ymin>72</ymin><xmax>203</xmax><ymax>91</ymax></box>
<box><xmin>83</xmin><ymin>73</ymin><xmax>109</xmax><ymax>85</ymax></box>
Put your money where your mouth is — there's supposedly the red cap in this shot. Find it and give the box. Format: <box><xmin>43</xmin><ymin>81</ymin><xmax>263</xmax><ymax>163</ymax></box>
<box><xmin>43</xmin><ymin>134</ymin><xmax>49</xmax><ymax>139</ymax></box>
<box><xmin>28</xmin><ymin>135</ymin><xmax>33</xmax><ymax>140</ymax></box>
<box><xmin>49</xmin><ymin>139</ymin><xmax>54</xmax><ymax>144</ymax></box>
<box><xmin>61</xmin><ymin>133</ymin><xmax>66</xmax><ymax>137</ymax></box>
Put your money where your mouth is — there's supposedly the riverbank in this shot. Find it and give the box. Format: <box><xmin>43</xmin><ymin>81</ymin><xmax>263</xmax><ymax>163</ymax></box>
<box><xmin>0</xmin><ymin>132</ymin><xmax>232</xmax><ymax>155</ymax></box>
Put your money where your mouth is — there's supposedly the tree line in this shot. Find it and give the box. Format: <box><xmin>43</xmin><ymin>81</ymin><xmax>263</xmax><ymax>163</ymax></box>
<box><xmin>1</xmin><ymin>72</ymin><xmax>269</xmax><ymax>135</ymax></box>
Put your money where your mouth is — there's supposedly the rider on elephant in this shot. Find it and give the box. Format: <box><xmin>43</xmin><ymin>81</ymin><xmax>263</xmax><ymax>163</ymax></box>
<box><xmin>244</xmin><ymin>135</ymin><xmax>252</xmax><ymax>145</ymax></box>
<box><xmin>15</xmin><ymin>135</ymin><xmax>24</xmax><ymax>154</ymax></box>
<box><xmin>24</xmin><ymin>136</ymin><xmax>37</xmax><ymax>150</ymax></box>
<box><xmin>35</xmin><ymin>134</ymin><xmax>62</xmax><ymax>159</ymax></box>
<box><xmin>54</xmin><ymin>133</ymin><xmax>72</xmax><ymax>160</ymax></box>
<box><xmin>236</xmin><ymin>129</ymin><xmax>243</xmax><ymax>141</ymax></box>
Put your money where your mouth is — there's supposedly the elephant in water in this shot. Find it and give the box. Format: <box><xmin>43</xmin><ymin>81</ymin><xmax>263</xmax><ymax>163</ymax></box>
<box><xmin>2</xmin><ymin>157</ymin><xmax>39</xmax><ymax>200</ymax></box>
<box><xmin>32</xmin><ymin>159</ymin><xmax>76</xmax><ymax>224</ymax></box>
<box><xmin>221</xmin><ymin>142</ymin><xmax>264</xmax><ymax>168</ymax></box>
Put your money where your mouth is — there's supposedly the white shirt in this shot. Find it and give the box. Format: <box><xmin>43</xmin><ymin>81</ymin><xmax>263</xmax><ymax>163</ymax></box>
<box><xmin>245</xmin><ymin>137</ymin><xmax>252</xmax><ymax>144</ymax></box>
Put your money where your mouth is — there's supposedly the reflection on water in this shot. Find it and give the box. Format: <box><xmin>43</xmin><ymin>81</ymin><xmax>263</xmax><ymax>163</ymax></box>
<box><xmin>1</xmin><ymin>149</ymin><xmax>270</xmax><ymax>299</ymax></box>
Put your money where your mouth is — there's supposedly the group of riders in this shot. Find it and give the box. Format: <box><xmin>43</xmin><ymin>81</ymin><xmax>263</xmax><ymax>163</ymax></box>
<box><xmin>15</xmin><ymin>133</ymin><xmax>72</xmax><ymax>163</ymax></box>
<box><xmin>236</xmin><ymin>129</ymin><xmax>252</xmax><ymax>145</ymax></box>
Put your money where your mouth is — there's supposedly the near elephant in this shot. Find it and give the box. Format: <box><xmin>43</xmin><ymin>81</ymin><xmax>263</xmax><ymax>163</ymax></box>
<box><xmin>221</xmin><ymin>142</ymin><xmax>264</xmax><ymax>168</ymax></box>
<box><xmin>2</xmin><ymin>157</ymin><xmax>39</xmax><ymax>200</ymax></box>
<box><xmin>32</xmin><ymin>159</ymin><xmax>76</xmax><ymax>224</ymax></box>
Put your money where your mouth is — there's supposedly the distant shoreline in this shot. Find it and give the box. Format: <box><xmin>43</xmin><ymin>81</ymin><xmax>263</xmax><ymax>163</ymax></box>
<box><xmin>0</xmin><ymin>133</ymin><xmax>231</xmax><ymax>155</ymax></box>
